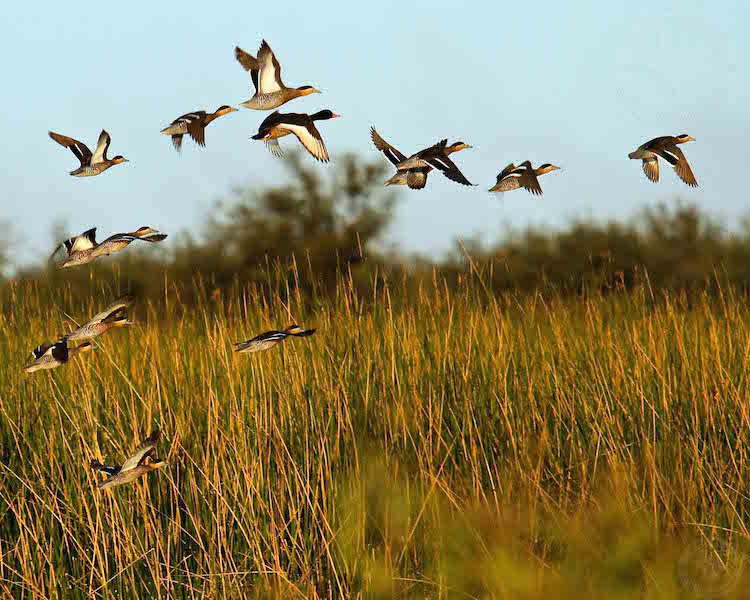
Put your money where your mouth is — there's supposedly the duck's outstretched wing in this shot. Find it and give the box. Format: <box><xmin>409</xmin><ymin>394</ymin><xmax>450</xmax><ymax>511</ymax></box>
<box><xmin>120</xmin><ymin>430</ymin><xmax>161</xmax><ymax>473</ymax></box>
<box><xmin>654</xmin><ymin>145</ymin><xmax>698</xmax><ymax>187</ymax></box>
<box><xmin>235</xmin><ymin>46</ymin><xmax>260</xmax><ymax>93</ymax></box>
<box><xmin>641</xmin><ymin>157</ymin><xmax>659</xmax><ymax>183</ymax></box>
<box><xmin>370</xmin><ymin>128</ymin><xmax>407</xmax><ymax>165</ymax></box>
<box><xmin>88</xmin><ymin>295</ymin><xmax>136</xmax><ymax>326</ymax></box>
<box><xmin>257</xmin><ymin>40</ymin><xmax>283</xmax><ymax>95</ymax></box>
<box><xmin>424</xmin><ymin>153</ymin><xmax>473</xmax><ymax>186</ymax></box>
<box><xmin>49</xmin><ymin>132</ymin><xmax>92</xmax><ymax>166</ymax></box>
<box><xmin>90</xmin><ymin>130</ymin><xmax>111</xmax><ymax>164</ymax></box>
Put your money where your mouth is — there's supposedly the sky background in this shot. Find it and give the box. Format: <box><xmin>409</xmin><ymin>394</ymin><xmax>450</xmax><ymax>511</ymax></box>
<box><xmin>2</xmin><ymin>0</ymin><xmax>747</xmax><ymax>266</ymax></box>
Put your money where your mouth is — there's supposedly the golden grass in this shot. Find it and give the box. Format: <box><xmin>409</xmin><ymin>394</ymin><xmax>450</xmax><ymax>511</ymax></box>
<box><xmin>1</xmin><ymin>268</ymin><xmax>749</xmax><ymax>598</ymax></box>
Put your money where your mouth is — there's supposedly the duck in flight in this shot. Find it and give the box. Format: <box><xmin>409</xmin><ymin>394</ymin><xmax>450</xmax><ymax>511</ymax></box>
<box><xmin>489</xmin><ymin>161</ymin><xmax>561</xmax><ymax>196</ymax></box>
<box><xmin>389</xmin><ymin>139</ymin><xmax>474</xmax><ymax>187</ymax></box>
<box><xmin>628</xmin><ymin>134</ymin><xmax>698</xmax><ymax>187</ymax></box>
<box><xmin>370</xmin><ymin>128</ymin><xmax>472</xmax><ymax>189</ymax></box>
<box><xmin>234</xmin><ymin>325</ymin><xmax>316</xmax><ymax>354</ymax></box>
<box><xmin>235</xmin><ymin>40</ymin><xmax>320</xmax><ymax>110</ymax></box>
<box><xmin>90</xmin><ymin>429</ymin><xmax>167</xmax><ymax>490</ymax></box>
<box><xmin>48</xmin><ymin>130</ymin><xmax>128</xmax><ymax>177</ymax></box>
<box><xmin>24</xmin><ymin>339</ymin><xmax>95</xmax><ymax>373</ymax></box>
<box><xmin>252</xmin><ymin>110</ymin><xmax>339</xmax><ymax>162</ymax></box>
<box><xmin>160</xmin><ymin>105</ymin><xmax>237</xmax><ymax>151</ymax></box>
<box><xmin>63</xmin><ymin>295</ymin><xmax>135</xmax><ymax>343</ymax></box>
<box><xmin>50</xmin><ymin>226</ymin><xmax>167</xmax><ymax>268</ymax></box>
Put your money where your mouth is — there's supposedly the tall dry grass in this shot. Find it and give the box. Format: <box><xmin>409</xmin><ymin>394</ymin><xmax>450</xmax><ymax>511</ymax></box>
<box><xmin>1</xmin><ymin>265</ymin><xmax>749</xmax><ymax>598</ymax></box>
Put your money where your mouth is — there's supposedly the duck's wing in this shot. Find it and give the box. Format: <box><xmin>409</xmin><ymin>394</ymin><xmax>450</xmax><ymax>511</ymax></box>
<box><xmin>235</xmin><ymin>46</ymin><xmax>260</xmax><ymax>93</ymax></box>
<box><xmin>642</xmin><ymin>157</ymin><xmax>659</xmax><ymax>182</ymax></box>
<box><xmin>49</xmin><ymin>132</ymin><xmax>92</xmax><ymax>167</ymax></box>
<box><xmin>519</xmin><ymin>165</ymin><xmax>544</xmax><ymax>196</ymax></box>
<box><xmin>265</xmin><ymin>139</ymin><xmax>284</xmax><ymax>157</ymax></box>
<box><xmin>282</xmin><ymin>120</ymin><xmax>330</xmax><ymax>163</ymax></box>
<box><xmin>654</xmin><ymin>145</ymin><xmax>698</xmax><ymax>187</ymax></box>
<box><xmin>406</xmin><ymin>170</ymin><xmax>429</xmax><ymax>190</ymax></box>
<box><xmin>257</xmin><ymin>40</ymin><xmax>283</xmax><ymax>95</ymax></box>
<box><xmin>31</xmin><ymin>341</ymin><xmax>55</xmax><ymax>360</ymax></box>
<box><xmin>423</xmin><ymin>152</ymin><xmax>473</xmax><ymax>186</ymax></box>
<box><xmin>120</xmin><ymin>430</ymin><xmax>161</xmax><ymax>472</ymax></box>
<box><xmin>68</xmin><ymin>228</ymin><xmax>98</xmax><ymax>254</ymax></box>
<box><xmin>88</xmin><ymin>295</ymin><xmax>135</xmax><ymax>326</ymax></box>
<box><xmin>90</xmin><ymin>130</ymin><xmax>111</xmax><ymax>164</ymax></box>
<box><xmin>185</xmin><ymin>113</ymin><xmax>207</xmax><ymax>147</ymax></box>
<box><xmin>370</xmin><ymin>128</ymin><xmax>407</xmax><ymax>165</ymax></box>
<box><xmin>495</xmin><ymin>163</ymin><xmax>517</xmax><ymax>184</ymax></box>
<box><xmin>90</xmin><ymin>459</ymin><xmax>121</xmax><ymax>477</ymax></box>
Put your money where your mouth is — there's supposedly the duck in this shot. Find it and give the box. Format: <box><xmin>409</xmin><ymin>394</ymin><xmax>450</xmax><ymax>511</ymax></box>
<box><xmin>235</xmin><ymin>40</ymin><xmax>320</xmax><ymax>110</ymax></box>
<box><xmin>370</xmin><ymin>128</ymin><xmax>472</xmax><ymax>189</ymax></box>
<box><xmin>160</xmin><ymin>105</ymin><xmax>237</xmax><ymax>151</ymax></box>
<box><xmin>392</xmin><ymin>139</ymin><xmax>474</xmax><ymax>186</ymax></box>
<box><xmin>48</xmin><ymin>130</ymin><xmax>128</xmax><ymax>177</ymax></box>
<box><xmin>234</xmin><ymin>325</ymin><xmax>316</xmax><ymax>354</ymax></box>
<box><xmin>252</xmin><ymin>110</ymin><xmax>339</xmax><ymax>162</ymax></box>
<box><xmin>50</xmin><ymin>226</ymin><xmax>167</xmax><ymax>268</ymax></box>
<box><xmin>489</xmin><ymin>161</ymin><xmax>561</xmax><ymax>195</ymax></box>
<box><xmin>90</xmin><ymin>429</ymin><xmax>167</xmax><ymax>490</ymax></box>
<box><xmin>628</xmin><ymin>134</ymin><xmax>698</xmax><ymax>187</ymax></box>
<box><xmin>24</xmin><ymin>339</ymin><xmax>95</xmax><ymax>373</ymax></box>
<box><xmin>64</xmin><ymin>295</ymin><xmax>135</xmax><ymax>343</ymax></box>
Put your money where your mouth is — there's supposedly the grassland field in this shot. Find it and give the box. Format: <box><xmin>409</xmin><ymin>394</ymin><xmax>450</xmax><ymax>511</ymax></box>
<box><xmin>1</xmin><ymin>268</ymin><xmax>749</xmax><ymax>598</ymax></box>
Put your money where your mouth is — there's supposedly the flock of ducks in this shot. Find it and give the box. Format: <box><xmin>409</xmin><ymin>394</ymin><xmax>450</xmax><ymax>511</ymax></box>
<box><xmin>33</xmin><ymin>39</ymin><xmax>701</xmax><ymax>490</ymax></box>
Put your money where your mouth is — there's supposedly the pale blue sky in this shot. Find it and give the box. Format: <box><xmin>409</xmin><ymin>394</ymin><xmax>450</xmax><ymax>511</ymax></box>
<box><xmin>3</xmin><ymin>0</ymin><xmax>747</xmax><ymax>265</ymax></box>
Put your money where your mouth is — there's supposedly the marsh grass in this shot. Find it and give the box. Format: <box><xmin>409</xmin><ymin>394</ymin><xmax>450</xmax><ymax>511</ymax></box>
<box><xmin>1</xmin><ymin>263</ymin><xmax>749</xmax><ymax>598</ymax></box>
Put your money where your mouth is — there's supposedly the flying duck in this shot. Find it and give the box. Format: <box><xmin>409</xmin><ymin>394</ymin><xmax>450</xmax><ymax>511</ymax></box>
<box><xmin>252</xmin><ymin>110</ymin><xmax>339</xmax><ymax>162</ymax></box>
<box><xmin>160</xmin><ymin>105</ymin><xmax>237</xmax><ymax>151</ymax></box>
<box><xmin>48</xmin><ymin>130</ymin><xmax>128</xmax><ymax>177</ymax></box>
<box><xmin>90</xmin><ymin>429</ymin><xmax>167</xmax><ymax>490</ymax></box>
<box><xmin>50</xmin><ymin>226</ymin><xmax>167</xmax><ymax>268</ymax></box>
<box><xmin>235</xmin><ymin>40</ymin><xmax>320</xmax><ymax>110</ymax></box>
<box><xmin>24</xmin><ymin>339</ymin><xmax>95</xmax><ymax>373</ymax></box>
<box><xmin>64</xmin><ymin>295</ymin><xmax>135</xmax><ymax>343</ymax></box>
<box><xmin>234</xmin><ymin>325</ymin><xmax>316</xmax><ymax>354</ymax></box>
<box><xmin>489</xmin><ymin>161</ymin><xmax>561</xmax><ymax>195</ymax></box>
<box><xmin>391</xmin><ymin>139</ymin><xmax>474</xmax><ymax>187</ymax></box>
<box><xmin>628</xmin><ymin>134</ymin><xmax>698</xmax><ymax>187</ymax></box>
<box><xmin>370</xmin><ymin>128</ymin><xmax>472</xmax><ymax>189</ymax></box>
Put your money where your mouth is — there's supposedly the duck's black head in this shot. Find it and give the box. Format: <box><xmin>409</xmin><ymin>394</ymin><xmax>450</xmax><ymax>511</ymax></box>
<box><xmin>311</xmin><ymin>110</ymin><xmax>340</xmax><ymax>121</ymax></box>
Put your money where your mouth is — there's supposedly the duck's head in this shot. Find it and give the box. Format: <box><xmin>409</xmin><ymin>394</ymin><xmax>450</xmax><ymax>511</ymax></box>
<box><xmin>146</xmin><ymin>458</ymin><xmax>168</xmax><ymax>471</ymax></box>
<box><xmin>215</xmin><ymin>105</ymin><xmax>238</xmax><ymax>116</ymax></box>
<box><xmin>310</xmin><ymin>109</ymin><xmax>340</xmax><ymax>121</ymax></box>
<box><xmin>536</xmin><ymin>163</ymin><xmax>561</xmax><ymax>175</ymax></box>
<box><xmin>446</xmin><ymin>141</ymin><xmax>472</xmax><ymax>154</ymax></box>
<box><xmin>676</xmin><ymin>134</ymin><xmax>695</xmax><ymax>144</ymax></box>
<box><xmin>296</xmin><ymin>85</ymin><xmax>321</xmax><ymax>96</ymax></box>
<box><xmin>132</xmin><ymin>226</ymin><xmax>158</xmax><ymax>237</ymax></box>
<box><xmin>112</xmin><ymin>156</ymin><xmax>129</xmax><ymax>164</ymax></box>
